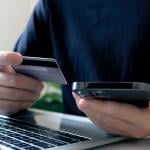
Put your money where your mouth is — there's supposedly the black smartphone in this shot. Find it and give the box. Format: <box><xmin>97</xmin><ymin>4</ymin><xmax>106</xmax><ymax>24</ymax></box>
<box><xmin>13</xmin><ymin>56</ymin><xmax>67</xmax><ymax>84</ymax></box>
<box><xmin>72</xmin><ymin>82</ymin><xmax>150</xmax><ymax>107</ymax></box>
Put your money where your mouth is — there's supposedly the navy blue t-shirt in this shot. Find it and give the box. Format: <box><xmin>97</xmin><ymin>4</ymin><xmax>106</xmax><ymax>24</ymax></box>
<box><xmin>14</xmin><ymin>0</ymin><xmax>150</xmax><ymax>116</ymax></box>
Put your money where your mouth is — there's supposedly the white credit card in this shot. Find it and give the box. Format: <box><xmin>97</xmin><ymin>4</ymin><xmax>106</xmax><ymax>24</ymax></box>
<box><xmin>13</xmin><ymin>56</ymin><xmax>67</xmax><ymax>84</ymax></box>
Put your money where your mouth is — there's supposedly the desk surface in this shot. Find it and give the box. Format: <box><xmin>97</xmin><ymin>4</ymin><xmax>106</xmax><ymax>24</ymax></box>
<box><xmin>15</xmin><ymin>108</ymin><xmax>150</xmax><ymax>150</ymax></box>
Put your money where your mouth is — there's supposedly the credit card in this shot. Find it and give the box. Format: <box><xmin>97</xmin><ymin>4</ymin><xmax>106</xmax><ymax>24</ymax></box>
<box><xmin>13</xmin><ymin>56</ymin><xmax>67</xmax><ymax>84</ymax></box>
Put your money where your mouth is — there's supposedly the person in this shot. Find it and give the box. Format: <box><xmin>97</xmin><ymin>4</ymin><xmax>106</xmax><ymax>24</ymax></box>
<box><xmin>0</xmin><ymin>0</ymin><xmax>150</xmax><ymax>138</ymax></box>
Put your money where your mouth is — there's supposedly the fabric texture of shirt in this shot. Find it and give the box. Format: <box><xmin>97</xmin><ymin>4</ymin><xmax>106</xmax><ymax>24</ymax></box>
<box><xmin>14</xmin><ymin>0</ymin><xmax>150</xmax><ymax>116</ymax></box>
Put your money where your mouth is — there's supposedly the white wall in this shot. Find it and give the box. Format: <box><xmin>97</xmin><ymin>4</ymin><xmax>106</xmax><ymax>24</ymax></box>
<box><xmin>0</xmin><ymin>0</ymin><xmax>37</xmax><ymax>51</ymax></box>
<box><xmin>30</xmin><ymin>0</ymin><xmax>38</xmax><ymax>11</ymax></box>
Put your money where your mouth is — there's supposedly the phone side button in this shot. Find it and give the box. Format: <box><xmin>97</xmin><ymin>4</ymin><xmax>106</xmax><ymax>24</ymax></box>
<box><xmin>92</xmin><ymin>91</ymin><xmax>111</xmax><ymax>99</ymax></box>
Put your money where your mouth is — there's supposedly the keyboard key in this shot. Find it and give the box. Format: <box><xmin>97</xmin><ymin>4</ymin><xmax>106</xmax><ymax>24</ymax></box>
<box><xmin>13</xmin><ymin>142</ymin><xmax>31</xmax><ymax>148</ymax></box>
<box><xmin>23</xmin><ymin>146</ymin><xmax>42</xmax><ymax>150</ymax></box>
<box><xmin>52</xmin><ymin>135</ymin><xmax>79</xmax><ymax>143</ymax></box>
<box><xmin>39</xmin><ymin>137</ymin><xmax>67</xmax><ymax>146</ymax></box>
<box><xmin>33</xmin><ymin>142</ymin><xmax>54</xmax><ymax>149</ymax></box>
<box><xmin>56</xmin><ymin>131</ymin><xmax>90</xmax><ymax>141</ymax></box>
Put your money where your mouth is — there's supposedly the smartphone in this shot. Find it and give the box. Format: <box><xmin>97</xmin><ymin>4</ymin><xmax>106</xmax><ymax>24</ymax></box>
<box><xmin>72</xmin><ymin>82</ymin><xmax>150</xmax><ymax>107</ymax></box>
<box><xmin>13</xmin><ymin>56</ymin><xmax>67</xmax><ymax>84</ymax></box>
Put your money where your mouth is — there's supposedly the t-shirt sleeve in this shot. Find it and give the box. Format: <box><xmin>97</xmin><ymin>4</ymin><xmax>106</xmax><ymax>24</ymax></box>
<box><xmin>14</xmin><ymin>0</ymin><xmax>53</xmax><ymax>58</ymax></box>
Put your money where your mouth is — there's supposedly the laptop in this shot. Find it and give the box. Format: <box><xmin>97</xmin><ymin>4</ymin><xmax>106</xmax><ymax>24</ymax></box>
<box><xmin>0</xmin><ymin>109</ymin><xmax>126</xmax><ymax>150</ymax></box>
<box><xmin>7</xmin><ymin>57</ymin><xmax>126</xmax><ymax>149</ymax></box>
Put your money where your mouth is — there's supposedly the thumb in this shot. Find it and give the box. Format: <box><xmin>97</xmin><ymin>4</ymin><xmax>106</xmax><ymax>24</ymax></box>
<box><xmin>0</xmin><ymin>51</ymin><xmax>23</xmax><ymax>65</ymax></box>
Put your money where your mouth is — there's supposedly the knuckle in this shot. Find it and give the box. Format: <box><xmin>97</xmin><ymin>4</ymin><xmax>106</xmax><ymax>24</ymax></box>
<box><xmin>78</xmin><ymin>100</ymin><xmax>87</xmax><ymax>111</ymax></box>
<box><xmin>77</xmin><ymin>103</ymin><xmax>84</xmax><ymax>111</ymax></box>
<box><xmin>78</xmin><ymin>103</ymin><xmax>83</xmax><ymax>110</ymax></box>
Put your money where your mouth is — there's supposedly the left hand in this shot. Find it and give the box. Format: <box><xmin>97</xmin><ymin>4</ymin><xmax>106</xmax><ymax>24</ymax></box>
<box><xmin>73</xmin><ymin>93</ymin><xmax>150</xmax><ymax>138</ymax></box>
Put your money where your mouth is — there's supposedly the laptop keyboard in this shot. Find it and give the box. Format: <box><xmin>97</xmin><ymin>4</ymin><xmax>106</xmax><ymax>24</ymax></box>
<box><xmin>0</xmin><ymin>116</ymin><xmax>90</xmax><ymax>150</ymax></box>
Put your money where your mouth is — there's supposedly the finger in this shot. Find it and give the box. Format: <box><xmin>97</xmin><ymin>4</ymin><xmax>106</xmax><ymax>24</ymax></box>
<box><xmin>0</xmin><ymin>86</ymin><xmax>40</xmax><ymax>101</ymax></box>
<box><xmin>0</xmin><ymin>100</ymin><xmax>33</xmax><ymax>114</ymax></box>
<box><xmin>86</xmin><ymin>112</ymin><xmax>148</xmax><ymax>138</ymax></box>
<box><xmin>0</xmin><ymin>65</ymin><xmax>16</xmax><ymax>73</ymax></box>
<box><xmin>0</xmin><ymin>52</ymin><xmax>23</xmax><ymax>65</ymax></box>
<box><xmin>78</xmin><ymin>99</ymin><xmax>150</xmax><ymax>127</ymax></box>
<box><xmin>0</xmin><ymin>72</ymin><xmax>44</xmax><ymax>92</ymax></box>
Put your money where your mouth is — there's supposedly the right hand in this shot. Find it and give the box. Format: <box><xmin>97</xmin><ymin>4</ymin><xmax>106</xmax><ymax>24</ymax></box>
<box><xmin>0</xmin><ymin>51</ymin><xmax>44</xmax><ymax>115</ymax></box>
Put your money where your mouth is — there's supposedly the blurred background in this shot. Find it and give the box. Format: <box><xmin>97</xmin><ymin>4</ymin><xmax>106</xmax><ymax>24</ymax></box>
<box><xmin>0</xmin><ymin>0</ymin><xmax>63</xmax><ymax>112</ymax></box>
